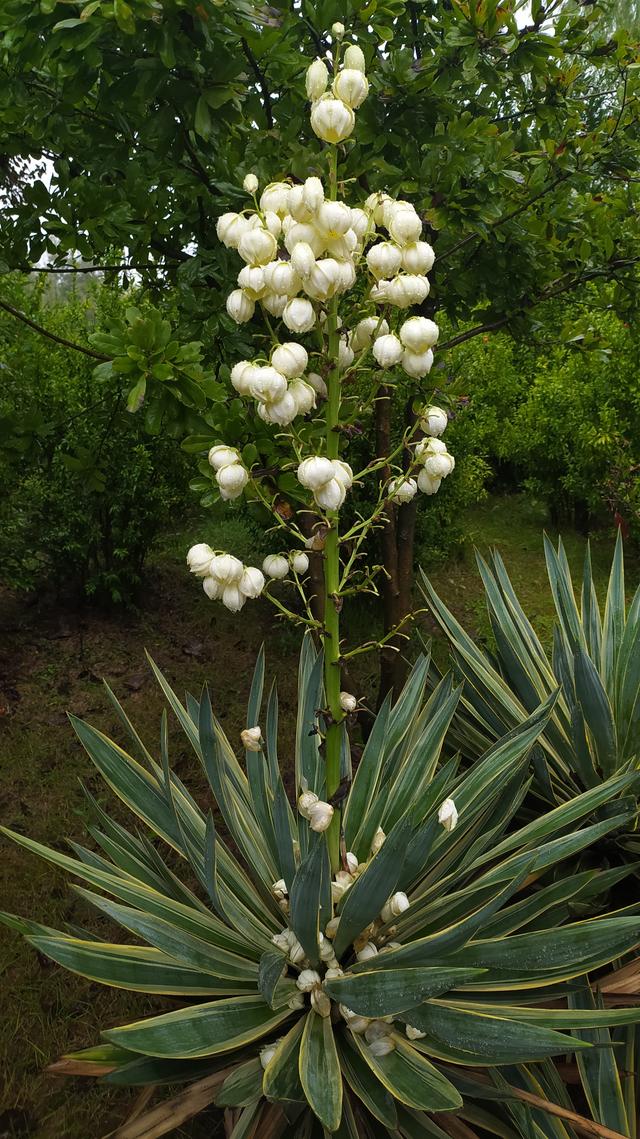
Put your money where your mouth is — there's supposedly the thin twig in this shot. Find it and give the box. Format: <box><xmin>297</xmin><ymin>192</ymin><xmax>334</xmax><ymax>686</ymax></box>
<box><xmin>241</xmin><ymin>38</ymin><xmax>274</xmax><ymax>129</ymax></box>
<box><xmin>0</xmin><ymin>297</ymin><xmax>109</xmax><ymax>361</ymax></box>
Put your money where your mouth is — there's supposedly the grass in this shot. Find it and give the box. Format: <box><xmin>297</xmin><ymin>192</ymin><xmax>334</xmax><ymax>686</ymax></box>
<box><xmin>0</xmin><ymin>493</ymin><xmax>634</xmax><ymax>1138</ymax></box>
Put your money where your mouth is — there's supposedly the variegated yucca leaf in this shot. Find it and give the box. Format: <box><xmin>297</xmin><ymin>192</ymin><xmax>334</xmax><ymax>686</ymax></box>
<box><xmin>2</xmin><ymin>636</ymin><xmax>640</xmax><ymax>1136</ymax></box>
<box><xmin>421</xmin><ymin>534</ymin><xmax>640</xmax><ymax>836</ymax></box>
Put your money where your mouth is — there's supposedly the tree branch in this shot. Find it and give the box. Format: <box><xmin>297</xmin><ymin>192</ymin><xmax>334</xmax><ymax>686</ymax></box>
<box><xmin>241</xmin><ymin>38</ymin><xmax>274</xmax><ymax>130</ymax></box>
<box><xmin>0</xmin><ymin>297</ymin><xmax>108</xmax><ymax>360</ymax></box>
<box><xmin>12</xmin><ymin>262</ymin><xmax>172</xmax><ymax>274</ymax></box>
<box><xmin>438</xmin><ymin>173</ymin><xmax>569</xmax><ymax>264</ymax></box>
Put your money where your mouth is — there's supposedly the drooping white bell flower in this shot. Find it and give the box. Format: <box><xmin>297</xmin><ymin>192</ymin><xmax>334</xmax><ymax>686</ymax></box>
<box><xmin>335</xmin><ymin>258</ymin><xmax>357</xmax><ymax>292</ymax></box>
<box><xmin>287</xmin><ymin>184</ymin><xmax>313</xmax><ymax>223</ymax></box>
<box><xmin>241</xmin><ymin>726</ymin><xmax>262</xmax><ymax>751</ymax></box>
<box><xmin>221</xmin><ymin>584</ymin><xmax>246</xmax><ymax>613</ymax></box>
<box><xmin>338</xmin><ymin>336</ymin><xmax>355</xmax><ymax>369</ymax></box>
<box><xmin>263</xmin><ymin>554</ymin><xmax>290</xmax><ymax>580</ymax></box>
<box><xmin>303</xmin><ymin>176</ymin><xmax>325</xmax><ymax>213</ymax></box>
<box><xmin>263</xmin><ymin>261</ymin><xmax>300</xmax><ymax>297</ymax></box>
<box><xmin>283</xmin><ymin>297</ymin><xmax>316</xmax><ymax>334</ymax></box>
<box><xmin>308</xmin><ymin>800</ymin><xmax>334</xmax><ymax>832</ymax></box>
<box><xmin>333</xmin><ymin>68</ymin><xmax>369</xmax><ymax>108</ymax></box>
<box><xmin>399</xmin><ymin>316</ymin><xmax>440</xmax><ymax>353</ymax></box>
<box><xmin>345</xmin><ymin>851</ymin><xmax>359</xmax><ymax>874</ymax></box>
<box><xmin>297</xmin><ymin>456</ymin><xmax>337</xmax><ymax>490</ymax></box>
<box><xmin>239</xmin><ymin>566</ymin><xmax>265</xmax><ymax>598</ymax></box>
<box><xmin>258</xmin><ymin>390</ymin><xmax>298</xmax><ymax>426</ymax></box>
<box><xmin>237</xmin><ymin>226</ymin><xmax>278</xmax><ymax>266</ymax></box>
<box><xmin>417</xmin><ymin>468</ymin><xmax>442</xmax><ymax>496</ymax></box>
<box><xmin>402</xmin><ymin>349</ymin><xmax>434</xmax><ymax>379</ymax></box>
<box><xmin>298</xmin><ymin>789</ymin><xmax>319</xmax><ymax>818</ymax></box>
<box><xmin>259</xmin><ymin>181</ymin><xmax>291</xmax><ymax>218</ymax></box>
<box><xmin>289</xmin><ymin>379</ymin><xmax>316</xmax><ymax>416</ymax></box>
<box><xmin>350</xmin><ymin>206</ymin><xmax>369</xmax><ymax>241</ymax></box>
<box><xmin>208</xmin><ymin>444</ymin><xmax>241</xmax><ymax>471</ymax></box>
<box><xmin>389</xmin><ymin>477</ymin><xmax>417</xmax><ymax>504</ymax></box>
<box><xmin>296</xmin><ymin>968</ymin><xmax>322</xmax><ymax>992</ymax></box>
<box><xmin>307</xmin><ymin>371</ymin><xmax>328</xmax><ymax>398</ymax></box>
<box><xmin>340</xmin><ymin>691</ymin><xmax>357</xmax><ymax>713</ymax></box>
<box><xmin>388</xmin><ymin>274</ymin><xmax>430</xmax><ymax>308</ymax></box>
<box><xmin>284</xmin><ymin>221</ymin><xmax>325</xmax><ymax>257</ymax></box>
<box><xmin>261</xmin><ymin>292</ymin><xmax>288</xmax><ymax>317</ymax></box>
<box><xmin>356</xmin><ymin>942</ymin><xmax>378</xmax><ymax>962</ymax></box>
<box><xmin>373</xmin><ymin>333</ymin><xmax>403</xmax><ymax>368</ymax></box>
<box><xmin>366</xmin><ymin>241</ymin><xmax>402</xmax><ymax>280</ymax></box>
<box><xmin>387</xmin><ymin>204</ymin><xmax>422</xmax><ymax>245</ymax></box>
<box><xmin>380</xmin><ymin>891</ymin><xmax>410</xmax><ymax>922</ymax></box>
<box><xmin>306</xmin><ymin>58</ymin><xmax>329</xmax><ymax>102</ymax></box>
<box><xmin>271</xmin><ymin>342</ymin><xmax>308</xmax><ymax>379</ymax></box>
<box><xmin>310</xmin><ymin>97</ymin><xmax>355</xmax><ymax>145</ymax></box>
<box><xmin>332</xmin><ymin>460</ymin><xmax>354</xmax><ymax>488</ymax></box>
<box><xmin>304</xmin><ymin>257</ymin><xmax>343</xmax><ymax>301</ymax></box>
<box><xmin>438</xmin><ymin>797</ymin><xmax>458</xmax><ymax>831</ymax></box>
<box><xmin>248</xmin><ymin>366</ymin><xmax>288</xmax><ymax>404</ymax></box>
<box><xmin>421</xmin><ymin>406</ymin><xmax>448</xmax><ymax>437</ymax></box>
<box><xmin>203</xmin><ymin>575</ymin><xmax>222</xmax><ymax>600</ymax></box>
<box><xmin>424</xmin><ymin>451</ymin><xmax>455</xmax><ymax>478</ymax></box>
<box><xmin>290</xmin><ymin>551</ymin><xmax>310</xmax><ymax>575</ymax></box>
<box><xmin>209</xmin><ymin>553</ymin><xmax>244</xmax><ymax>584</ymax></box>
<box><xmin>229</xmin><ymin>361</ymin><xmax>254</xmax><ymax>396</ymax></box>
<box><xmin>318</xmin><ymin>200</ymin><xmax>353</xmax><ymax>236</ymax></box>
<box><xmin>401</xmin><ymin>240</ymin><xmax>435</xmax><ymax>275</ymax></box>
<box><xmin>350</xmin><ymin>316</ymin><xmax>389</xmax><ymax>351</ymax></box>
<box><xmin>243</xmin><ymin>173</ymin><xmax>258</xmax><ymax>194</ymax></box>
<box><xmin>331</xmin><ymin>21</ymin><xmax>345</xmax><ymax>37</ymax></box>
<box><xmin>315</xmin><ymin>478</ymin><xmax>346</xmax><ymax>511</ymax></box>
<box><xmin>187</xmin><ymin>543</ymin><xmax>214</xmax><ymax>577</ymax></box>
<box><xmin>237</xmin><ymin>265</ymin><xmax>266</xmax><ymax>300</ymax></box>
<box><xmin>216</xmin><ymin>212</ymin><xmax>249</xmax><ymax>249</ymax></box>
<box><xmin>343</xmin><ymin>43</ymin><xmax>366</xmax><ymax>72</ymax></box>
<box><xmin>226</xmin><ymin>289</ymin><xmax>254</xmax><ymax>323</ymax></box>
<box><xmin>290</xmin><ymin>241</ymin><xmax>316</xmax><ymax>278</ymax></box>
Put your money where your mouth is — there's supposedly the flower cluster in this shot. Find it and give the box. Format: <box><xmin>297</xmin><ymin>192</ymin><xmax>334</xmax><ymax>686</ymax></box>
<box><xmin>207</xmin><ymin>445</ymin><xmax>249</xmax><ymax>501</ymax></box>
<box><xmin>263</xmin><ymin>550</ymin><xmax>310</xmax><ymax>580</ymax></box>
<box><xmin>307</xmin><ymin>35</ymin><xmax>369</xmax><ymax>147</ymax></box>
<box><xmin>186</xmin><ymin>546</ymin><xmax>264</xmax><ymax>612</ymax></box>
<box><xmin>297</xmin><ymin>455</ymin><xmax>354</xmax><ymax>511</ymax></box>
<box><xmin>373</xmin><ymin>315</ymin><xmax>440</xmax><ymax>380</ymax></box>
<box><xmin>230</xmin><ymin>344</ymin><xmax>317</xmax><ymax>427</ymax></box>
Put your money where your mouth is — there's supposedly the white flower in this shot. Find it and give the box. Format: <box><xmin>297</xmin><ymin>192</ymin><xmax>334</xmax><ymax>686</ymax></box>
<box><xmin>229</xmin><ymin>361</ymin><xmax>254</xmax><ymax>395</ymax></box>
<box><xmin>340</xmin><ymin>691</ymin><xmax>357</xmax><ymax>713</ymax></box>
<box><xmin>209</xmin><ymin>553</ymin><xmax>243</xmax><ymax>584</ymax></box>
<box><xmin>370</xmin><ymin>278</ymin><xmax>392</xmax><ymax>304</ymax></box>
<box><xmin>387</xmin><ymin>204</ymin><xmax>422</xmax><ymax>245</ymax></box>
<box><xmin>298</xmin><ymin>790</ymin><xmax>319</xmax><ymax>818</ymax></box>
<box><xmin>369</xmin><ymin>1037</ymin><xmax>395</xmax><ymax>1057</ymax></box>
<box><xmin>289</xmin><ymin>939</ymin><xmax>306</xmax><ymax>965</ymax></box>
<box><xmin>208</xmin><ymin>444</ymin><xmax>241</xmax><ymax>471</ymax></box>
<box><xmin>438</xmin><ymin>797</ymin><xmax>458</xmax><ymax>832</ymax></box>
<box><xmin>243</xmin><ymin>173</ymin><xmax>258</xmax><ymax>194</ymax></box>
<box><xmin>263</xmin><ymin>210</ymin><xmax>282</xmax><ymax>238</ymax></box>
<box><xmin>406</xmin><ymin>1025</ymin><xmax>427</xmax><ymax>1041</ymax></box>
<box><xmin>339</xmin><ymin>1005</ymin><xmax>370</xmax><ymax>1034</ymax></box>
<box><xmin>331</xmin><ymin>870</ymin><xmax>354</xmax><ymax>903</ymax></box>
<box><xmin>303</xmin><ymin>176</ymin><xmax>325</xmax><ymax>213</ymax></box>
<box><xmin>258</xmin><ymin>391</ymin><xmax>298</xmax><ymax>426</ymax></box>
<box><xmin>335</xmin><ymin>259</ymin><xmax>357</xmax><ymax>292</ymax></box>
<box><xmin>356</xmin><ymin>941</ymin><xmax>378</xmax><ymax>962</ymax></box>
<box><xmin>399</xmin><ymin>316</ymin><xmax>440</xmax><ymax>353</ymax></box>
<box><xmin>325</xmin><ymin>916</ymin><xmax>340</xmax><ymax>939</ymax></box>
<box><xmin>298</xmin><ymin>456</ymin><xmax>337</xmax><ymax>490</ymax></box>
<box><xmin>373</xmin><ymin>333</ymin><xmax>403</xmax><ymax>368</ymax></box>
<box><xmin>401</xmin><ymin>241</ymin><xmax>435</xmax><ymax>275</ymax></box>
<box><xmin>203</xmin><ymin>576</ymin><xmax>222</xmax><ymax>600</ymax></box>
<box><xmin>307</xmin><ymin>371</ymin><xmax>328</xmax><ymax>398</ymax></box>
<box><xmin>271</xmin><ymin>342</ymin><xmax>308</xmax><ymax>379</ymax></box>
<box><xmin>216</xmin><ymin>212</ymin><xmax>249</xmax><ymax>249</ymax></box>
<box><xmin>366</xmin><ymin>242</ymin><xmax>402</xmax><ymax>281</ymax></box>
<box><xmin>260</xmin><ymin>1043</ymin><xmax>277</xmax><ymax>1070</ymax></box>
<box><xmin>308</xmin><ymin>800</ymin><xmax>334</xmax><ymax>832</ymax></box>
<box><xmin>272</xmin><ymin>878</ymin><xmax>287</xmax><ymax>901</ymax></box>
<box><xmin>381</xmin><ymin>892</ymin><xmax>410</xmax><ymax>922</ymax></box>
<box><xmin>226</xmin><ymin>289</ymin><xmax>254</xmax><ymax>323</ymax></box>
<box><xmin>261</xmin><ymin>293</ymin><xmax>288</xmax><ymax>317</ymax></box>
<box><xmin>306</xmin><ymin>58</ymin><xmax>329</xmax><ymax>102</ymax></box>
<box><xmin>239</xmin><ymin>566</ymin><xmax>265</xmax><ymax>598</ymax></box>
<box><xmin>318</xmin><ymin>200</ymin><xmax>353</xmax><ymax>236</ymax></box>
<box><xmin>287</xmin><ymin>184</ymin><xmax>313</xmax><ymax>223</ymax></box>
<box><xmin>345</xmin><ymin>851</ymin><xmax>359</xmax><ymax>874</ymax></box>
<box><xmin>285</xmin><ymin>221</ymin><xmax>324</xmax><ymax>256</ymax></box>
<box><xmin>350</xmin><ymin>206</ymin><xmax>369</xmax><ymax>242</ymax></box>
<box><xmin>221</xmin><ymin>584</ymin><xmax>245</xmax><ymax>613</ymax></box>
<box><xmin>332</xmin><ymin>21</ymin><xmax>345</xmax><ymax>37</ymax></box>
<box><xmin>291</xmin><ymin>551</ymin><xmax>310</xmax><ymax>575</ymax></box>
<box><xmin>338</xmin><ymin>337</ymin><xmax>355</xmax><ymax>370</ymax></box>
<box><xmin>237</xmin><ymin>226</ymin><xmax>278</xmax><ymax>266</ymax></box>
<box><xmin>241</xmin><ymin>726</ymin><xmax>262</xmax><ymax>751</ymax></box>
<box><xmin>402</xmin><ymin>349</ymin><xmax>434</xmax><ymax>379</ymax></box>
<box><xmin>315</xmin><ymin>478</ymin><xmax>346</xmax><ymax>511</ymax></box>
<box><xmin>283</xmin><ymin>297</ymin><xmax>316</xmax><ymax>334</ymax></box>
<box><xmin>344</xmin><ymin>44</ymin><xmax>366</xmax><ymax>72</ymax></box>
<box><xmin>311</xmin><ymin>989</ymin><xmax>332</xmax><ymax>1017</ymax></box>
<box><xmin>290</xmin><ymin>242</ymin><xmax>316</xmax><ymax>278</ymax></box>
<box><xmin>387</xmin><ymin>274</ymin><xmax>430</xmax><ymax>308</ymax></box>
<box><xmin>370</xmin><ymin>827</ymin><xmax>386</xmax><ymax>855</ymax></box>
<box><xmin>417</xmin><ymin>469</ymin><xmax>442</xmax><ymax>496</ymax></box>
<box><xmin>263</xmin><ymin>554</ymin><xmax>290</xmax><ymax>580</ymax></box>
<box><xmin>310</xmin><ymin>97</ymin><xmax>355</xmax><ymax>145</ymax></box>
<box><xmin>304</xmin><ymin>257</ymin><xmax>343</xmax><ymax>301</ymax></box>
<box><xmin>350</xmin><ymin>316</ymin><xmax>389</xmax><ymax>351</ymax></box>
<box><xmin>389</xmin><ymin>477</ymin><xmax>417</xmax><ymax>504</ymax></box>
<box><xmin>333</xmin><ymin>68</ymin><xmax>369</xmax><ymax>108</ymax></box>
<box><xmin>325</xmin><ymin>966</ymin><xmax>343</xmax><ymax>981</ymax></box>
<box><xmin>424</xmin><ymin>451</ymin><xmax>455</xmax><ymax>478</ymax></box>
<box><xmin>289</xmin><ymin>379</ymin><xmax>317</xmax><ymax>417</ymax></box>
<box><xmin>421</xmin><ymin>406</ymin><xmax>448</xmax><ymax>437</ymax></box>
<box><xmin>259</xmin><ymin>181</ymin><xmax>291</xmax><ymax>218</ymax></box>
<box><xmin>187</xmin><ymin>543</ymin><xmax>214</xmax><ymax>577</ymax></box>
<box><xmin>263</xmin><ymin>261</ymin><xmax>300</xmax><ymax>297</ymax></box>
<box><xmin>365</xmin><ymin>191</ymin><xmax>392</xmax><ymax>226</ymax></box>
<box><xmin>297</xmin><ymin>968</ymin><xmax>321</xmax><ymax>992</ymax></box>
<box><xmin>216</xmin><ymin>463</ymin><xmax>249</xmax><ymax>501</ymax></box>
<box><xmin>248</xmin><ymin>366</ymin><xmax>288</xmax><ymax>404</ymax></box>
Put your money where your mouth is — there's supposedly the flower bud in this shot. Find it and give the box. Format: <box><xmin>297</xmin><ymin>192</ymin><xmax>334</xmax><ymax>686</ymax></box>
<box><xmin>388</xmin><ymin>204</ymin><xmax>422</xmax><ymax>245</ymax></box>
<box><xmin>317</xmin><ymin>199</ymin><xmax>352</xmax><ymax>236</ymax></box>
<box><xmin>370</xmin><ymin>827</ymin><xmax>386</xmax><ymax>855</ymax></box>
<box><xmin>310</xmin><ymin>98</ymin><xmax>355</xmax><ymax>145</ymax></box>
<box><xmin>260</xmin><ymin>1043</ymin><xmax>277</xmax><ymax>1069</ymax></box>
<box><xmin>229</xmin><ymin>361</ymin><xmax>254</xmax><ymax>395</ymax></box>
<box><xmin>283</xmin><ymin>297</ymin><xmax>316</xmax><ymax>334</ymax></box>
<box><xmin>381</xmin><ymin>891</ymin><xmax>410</xmax><ymax>922</ymax></box>
<box><xmin>424</xmin><ymin>452</ymin><xmax>455</xmax><ymax>478</ymax></box>
<box><xmin>289</xmin><ymin>939</ymin><xmax>306</xmax><ymax>965</ymax></box>
<box><xmin>402</xmin><ymin>349</ymin><xmax>434</xmax><ymax>379</ymax></box>
<box><xmin>249</xmin><ymin>365</ymin><xmax>288</xmax><ymax>404</ymax></box>
<box><xmin>421</xmin><ymin>406</ymin><xmax>448</xmax><ymax>437</ymax></box>
<box><xmin>298</xmin><ymin>456</ymin><xmax>336</xmax><ymax>490</ymax></box>
<box><xmin>263</xmin><ymin>261</ymin><xmax>300</xmax><ymax>297</ymax></box>
<box><xmin>216</xmin><ymin>463</ymin><xmax>249</xmax><ymax>500</ymax></box>
<box><xmin>356</xmin><ymin>941</ymin><xmax>378</xmax><ymax>962</ymax></box>
<box><xmin>340</xmin><ymin>691</ymin><xmax>357</xmax><ymax>713</ymax></box>
<box><xmin>307</xmin><ymin>371</ymin><xmax>328</xmax><ymax>399</ymax></box>
<box><xmin>325</xmin><ymin>916</ymin><xmax>340</xmax><ymax>939</ymax></box>
<box><xmin>350</xmin><ymin>316</ymin><xmax>389</xmax><ymax>351</ymax></box>
<box><xmin>187</xmin><ymin>543</ymin><xmax>214</xmax><ymax>577</ymax></box>
<box><xmin>333</xmin><ymin>68</ymin><xmax>369</xmax><ymax>109</ymax></box>
<box><xmin>261</xmin><ymin>292</ymin><xmax>288</xmax><ymax>317</ymax></box>
<box><xmin>239</xmin><ymin>566</ymin><xmax>265</xmax><ymax>598</ymax></box>
<box><xmin>308</xmin><ymin>800</ymin><xmax>334</xmax><ymax>832</ymax></box>
<box><xmin>389</xmin><ymin>274</ymin><xmax>430</xmax><ymax>307</ymax></box>
<box><xmin>373</xmin><ymin>333</ymin><xmax>403</xmax><ymax>368</ymax></box>
<box><xmin>216</xmin><ymin>212</ymin><xmax>249</xmax><ymax>249</ymax></box>
<box><xmin>405</xmin><ymin>1025</ymin><xmax>427</xmax><ymax>1041</ymax></box>
<box><xmin>209</xmin><ymin>553</ymin><xmax>243</xmax><ymax>584</ymax></box>
<box><xmin>237</xmin><ymin>226</ymin><xmax>277</xmax><ymax>266</ymax></box>
<box><xmin>259</xmin><ymin>181</ymin><xmax>291</xmax><ymax>218</ymax></box>
<box><xmin>271</xmin><ymin>930</ymin><xmax>291</xmax><ymax>952</ymax></box>
<box><xmin>296</xmin><ymin>968</ymin><xmax>321</xmax><ymax>992</ymax></box>
<box><xmin>241</xmin><ymin>726</ymin><xmax>263</xmax><ymax>751</ymax></box>
<box><xmin>221</xmin><ymin>584</ymin><xmax>246</xmax><ymax>613</ymax></box>
<box><xmin>325</xmin><ymin>965</ymin><xmax>343</xmax><ymax>981</ymax></box>
<box><xmin>340</xmin><ymin>1005</ymin><xmax>370</xmax><ymax>1034</ymax></box>
<box><xmin>438</xmin><ymin>797</ymin><xmax>458</xmax><ymax>832</ymax></box>
<box><xmin>311</xmin><ymin>988</ymin><xmax>332</xmax><ymax>1017</ymax></box>
<box><xmin>401</xmin><ymin>240</ymin><xmax>435</xmax><ymax>275</ymax></box>
<box><xmin>417</xmin><ymin>469</ymin><xmax>442</xmax><ymax>496</ymax></box>
<box><xmin>263</xmin><ymin>554</ymin><xmax>290</xmax><ymax>580</ymax></box>
<box><xmin>290</xmin><ymin>551</ymin><xmax>309</xmax><ymax>575</ymax></box>
<box><xmin>226</xmin><ymin>289</ymin><xmax>254</xmax><ymax>323</ymax></box>
<box><xmin>243</xmin><ymin>173</ymin><xmax>258</xmax><ymax>194</ymax></box>
<box><xmin>369</xmin><ymin>1036</ymin><xmax>395</xmax><ymax>1057</ymax></box>
<box><xmin>345</xmin><ymin>851</ymin><xmax>359</xmax><ymax>874</ymax></box>
<box><xmin>306</xmin><ymin>58</ymin><xmax>329</xmax><ymax>102</ymax></box>
<box><xmin>366</xmin><ymin>241</ymin><xmax>402</xmax><ymax>280</ymax></box>
<box><xmin>304</xmin><ymin>257</ymin><xmax>342</xmax><ymax>301</ymax></box>
<box><xmin>289</xmin><ymin>379</ymin><xmax>317</xmax><ymax>417</ymax></box>
<box><xmin>203</xmin><ymin>576</ymin><xmax>221</xmax><ymax>600</ymax></box>
<box><xmin>399</xmin><ymin>316</ymin><xmax>440</xmax><ymax>353</ymax></box>
<box><xmin>271</xmin><ymin>342</ymin><xmax>308</xmax><ymax>379</ymax></box>
<box><xmin>303</xmin><ymin>176</ymin><xmax>325</xmax><ymax>213</ymax></box>
<box><xmin>315</xmin><ymin>477</ymin><xmax>346</xmax><ymax>511</ymax></box>
<box><xmin>344</xmin><ymin>44</ymin><xmax>366</xmax><ymax>72</ymax></box>
<box><xmin>208</xmin><ymin>444</ymin><xmax>241</xmax><ymax>471</ymax></box>
<box><xmin>290</xmin><ymin>241</ymin><xmax>316</xmax><ymax>278</ymax></box>
<box><xmin>332</xmin><ymin>21</ymin><xmax>345</xmax><ymax>37</ymax></box>
<box><xmin>389</xmin><ymin>477</ymin><xmax>417</xmax><ymax>504</ymax></box>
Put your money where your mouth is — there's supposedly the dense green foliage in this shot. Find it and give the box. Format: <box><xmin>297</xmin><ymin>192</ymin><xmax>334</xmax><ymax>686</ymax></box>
<box><xmin>0</xmin><ymin>281</ymin><xmax>192</xmax><ymax>601</ymax></box>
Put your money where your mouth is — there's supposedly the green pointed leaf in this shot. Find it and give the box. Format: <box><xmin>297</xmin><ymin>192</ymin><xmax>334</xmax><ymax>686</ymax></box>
<box><xmin>352</xmin><ymin>1032</ymin><xmax>462</xmax><ymax>1111</ymax></box>
<box><xmin>299</xmin><ymin>1011</ymin><xmax>342</xmax><ymax>1131</ymax></box>
<box><xmin>324</xmin><ymin>967</ymin><xmax>485</xmax><ymax>1018</ymax></box>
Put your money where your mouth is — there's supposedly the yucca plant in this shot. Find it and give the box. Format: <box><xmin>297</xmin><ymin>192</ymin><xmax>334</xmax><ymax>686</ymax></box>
<box><xmin>422</xmin><ymin>534</ymin><xmax>640</xmax><ymax>851</ymax></box>
<box><xmin>3</xmin><ymin>642</ymin><xmax>640</xmax><ymax>1136</ymax></box>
